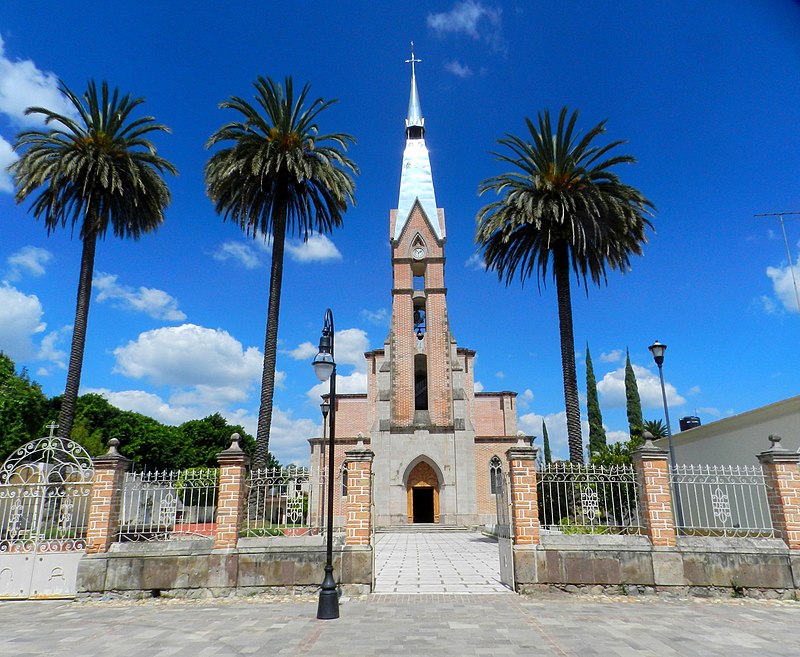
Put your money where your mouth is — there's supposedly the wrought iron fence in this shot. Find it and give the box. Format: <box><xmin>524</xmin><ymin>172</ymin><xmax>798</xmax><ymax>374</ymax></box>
<box><xmin>669</xmin><ymin>464</ymin><xmax>774</xmax><ymax>537</ymax></box>
<box><xmin>0</xmin><ymin>481</ymin><xmax>92</xmax><ymax>552</ymax></box>
<box><xmin>537</xmin><ymin>462</ymin><xmax>642</xmax><ymax>534</ymax></box>
<box><xmin>117</xmin><ymin>468</ymin><xmax>219</xmax><ymax>541</ymax></box>
<box><xmin>242</xmin><ymin>467</ymin><xmax>326</xmax><ymax>537</ymax></box>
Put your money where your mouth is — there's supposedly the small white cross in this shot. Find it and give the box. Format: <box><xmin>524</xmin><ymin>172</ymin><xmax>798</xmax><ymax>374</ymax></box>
<box><xmin>46</xmin><ymin>422</ymin><xmax>59</xmax><ymax>437</ymax></box>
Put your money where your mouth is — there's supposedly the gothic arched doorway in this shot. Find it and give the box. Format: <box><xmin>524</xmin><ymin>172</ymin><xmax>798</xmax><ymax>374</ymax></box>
<box><xmin>406</xmin><ymin>460</ymin><xmax>440</xmax><ymax>523</ymax></box>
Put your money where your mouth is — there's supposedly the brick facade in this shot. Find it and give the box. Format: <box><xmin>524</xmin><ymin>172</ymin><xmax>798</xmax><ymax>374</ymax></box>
<box><xmin>85</xmin><ymin>439</ymin><xmax>130</xmax><ymax>554</ymax></box>
<box><xmin>758</xmin><ymin>435</ymin><xmax>800</xmax><ymax>550</ymax></box>
<box><xmin>344</xmin><ymin>444</ymin><xmax>375</xmax><ymax>546</ymax></box>
<box><xmin>506</xmin><ymin>444</ymin><xmax>540</xmax><ymax>545</ymax></box>
<box><xmin>215</xmin><ymin>434</ymin><xmax>250</xmax><ymax>549</ymax></box>
<box><xmin>632</xmin><ymin>441</ymin><xmax>677</xmax><ymax>547</ymax></box>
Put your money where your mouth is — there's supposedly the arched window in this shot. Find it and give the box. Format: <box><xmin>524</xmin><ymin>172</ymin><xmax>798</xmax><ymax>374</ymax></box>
<box><xmin>341</xmin><ymin>464</ymin><xmax>348</xmax><ymax>498</ymax></box>
<box><xmin>489</xmin><ymin>456</ymin><xmax>502</xmax><ymax>495</ymax></box>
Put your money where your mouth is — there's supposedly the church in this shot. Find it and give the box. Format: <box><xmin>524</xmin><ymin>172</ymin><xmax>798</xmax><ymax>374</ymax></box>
<box><xmin>309</xmin><ymin>54</ymin><xmax>522</xmax><ymax>528</ymax></box>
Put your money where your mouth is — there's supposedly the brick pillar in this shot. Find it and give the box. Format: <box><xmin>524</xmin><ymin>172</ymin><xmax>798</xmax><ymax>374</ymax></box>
<box><xmin>344</xmin><ymin>440</ymin><xmax>374</xmax><ymax>546</ymax></box>
<box><xmin>85</xmin><ymin>438</ymin><xmax>131</xmax><ymax>554</ymax></box>
<box><xmin>215</xmin><ymin>433</ymin><xmax>250</xmax><ymax>550</ymax></box>
<box><xmin>758</xmin><ymin>434</ymin><xmax>800</xmax><ymax>550</ymax></box>
<box><xmin>506</xmin><ymin>441</ymin><xmax>540</xmax><ymax>545</ymax></box>
<box><xmin>632</xmin><ymin>436</ymin><xmax>676</xmax><ymax>547</ymax></box>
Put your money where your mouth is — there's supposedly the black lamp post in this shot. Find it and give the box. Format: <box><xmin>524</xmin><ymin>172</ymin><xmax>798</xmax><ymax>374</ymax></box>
<box><xmin>312</xmin><ymin>309</ymin><xmax>338</xmax><ymax>620</ymax></box>
<box><xmin>319</xmin><ymin>400</ymin><xmax>330</xmax><ymax>538</ymax></box>
<box><xmin>648</xmin><ymin>340</ymin><xmax>684</xmax><ymax>528</ymax></box>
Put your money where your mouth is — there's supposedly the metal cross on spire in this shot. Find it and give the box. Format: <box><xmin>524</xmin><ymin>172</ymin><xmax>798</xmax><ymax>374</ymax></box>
<box><xmin>405</xmin><ymin>42</ymin><xmax>422</xmax><ymax>78</ymax></box>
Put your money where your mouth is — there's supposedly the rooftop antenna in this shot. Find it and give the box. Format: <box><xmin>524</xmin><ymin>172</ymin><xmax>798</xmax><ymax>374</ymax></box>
<box><xmin>755</xmin><ymin>211</ymin><xmax>800</xmax><ymax>313</ymax></box>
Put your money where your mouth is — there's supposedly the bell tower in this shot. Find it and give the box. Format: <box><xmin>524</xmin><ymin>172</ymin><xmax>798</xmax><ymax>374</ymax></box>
<box><xmin>388</xmin><ymin>44</ymin><xmax>454</xmax><ymax>430</ymax></box>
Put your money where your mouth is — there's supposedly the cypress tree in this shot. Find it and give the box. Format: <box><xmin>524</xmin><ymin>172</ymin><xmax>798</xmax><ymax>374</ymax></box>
<box><xmin>585</xmin><ymin>344</ymin><xmax>607</xmax><ymax>456</ymax></box>
<box><xmin>625</xmin><ymin>349</ymin><xmax>644</xmax><ymax>447</ymax></box>
<box><xmin>542</xmin><ymin>419</ymin><xmax>552</xmax><ymax>464</ymax></box>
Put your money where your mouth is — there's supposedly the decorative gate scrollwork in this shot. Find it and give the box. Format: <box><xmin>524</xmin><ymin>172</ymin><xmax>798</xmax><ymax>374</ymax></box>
<box><xmin>0</xmin><ymin>424</ymin><xmax>94</xmax><ymax>599</ymax></box>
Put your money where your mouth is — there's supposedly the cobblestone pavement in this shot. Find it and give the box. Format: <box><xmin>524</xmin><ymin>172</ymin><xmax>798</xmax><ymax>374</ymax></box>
<box><xmin>374</xmin><ymin>530</ymin><xmax>512</xmax><ymax>594</ymax></box>
<box><xmin>2</xmin><ymin>593</ymin><xmax>799</xmax><ymax>656</ymax></box>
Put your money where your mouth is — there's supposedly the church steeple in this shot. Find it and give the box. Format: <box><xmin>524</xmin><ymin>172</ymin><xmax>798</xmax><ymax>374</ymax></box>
<box><xmin>395</xmin><ymin>43</ymin><xmax>442</xmax><ymax>242</ymax></box>
<box><xmin>405</xmin><ymin>45</ymin><xmax>424</xmax><ymax>139</ymax></box>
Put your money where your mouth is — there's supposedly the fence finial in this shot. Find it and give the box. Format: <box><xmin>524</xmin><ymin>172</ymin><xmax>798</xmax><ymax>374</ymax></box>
<box><xmin>767</xmin><ymin>434</ymin><xmax>785</xmax><ymax>451</ymax></box>
<box><xmin>228</xmin><ymin>433</ymin><xmax>242</xmax><ymax>452</ymax></box>
<box><xmin>516</xmin><ymin>430</ymin><xmax>527</xmax><ymax>446</ymax></box>
<box><xmin>107</xmin><ymin>438</ymin><xmax>120</xmax><ymax>456</ymax></box>
<box><xmin>356</xmin><ymin>432</ymin><xmax>364</xmax><ymax>449</ymax></box>
<box><xmin>642</xmin><ymin>431</ymin><xmax>655</xmax><ymax>449</ymax></box>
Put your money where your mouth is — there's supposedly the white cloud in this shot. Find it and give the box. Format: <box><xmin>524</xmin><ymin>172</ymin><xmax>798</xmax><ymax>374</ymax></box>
<box><xmin>36</xmin><ymin>325</ymin><xmax>69</xmax><ymax>370</ymax></box>
<box><xmin>605</xmin><ymin>430</ymin><xmax>630</xmax><ymax>445</ymax></box>
<box><xmin>427</xmin><ymin>1</ymin><xmax>505</xmax><ymax>51</ymax></box>
<box><xmin>306</xmin><ymin>371</ymin><xmax>368</xmax><ymax>402</ymax></box>
<box><xmin>495</xmin><ymin>370</ymin><xmax>505</xmax><ymax>379</ymax></box>
<box><xmin>444</xmin><ymin>60</ymin><xmax>473</xmax><ymax>78</ymax></box>
<box><xmin>599</xmin><ymin>349</ymin><xmax>623</xmax><ymax>363</ymax></box>
<box><xmin>0</xmin><ymin>283</ymin><xmax>46</xmax><ymax>360</ymax></box>
<box><xmin>474</xmin><ymin>380</ymin><xmax>484</xmax><ymax>392</ymax></box>
<box><xmin>766</xmin><ymin>258</ymin><xmax>800</xmax><ymax>313</ymax></box>
<box><xmin>518</xmin><ymin>388</ymin><xmax>534</xmax><ymax>409</ymax></box>
<box><xmin>360</xmin><ymin>308</ymin><xmax>389</xmax><ymax>325</ymax></box>
<box><xmin>286</xmin><ymin>234</ymin><xmax>342</xmax><ymax>263</ymax></box>
<box><xmin>85</xmin><ymin>387</ymin><xmax>198</xmax><ymax>425</ymax></box>
<box><xmin>94</xmin><ymin>272</ymin><xmax>186</xmax><ymax>321</ymax></box>
<box><xmin>465</xmin><ymin>253</ymin><xmax>486</xmax><ymax>271</ymax></box>
<box><xmin>0</xmin><ymin>35</ymin><xmax>75</xmax><ymax>127</ymax></box>
<box><xmin>284</xmin><ymin>342</ymin><xmax>318</xmax><ymax>361</ymax></box>
<box><xmin>6</xmin><ymin>246</ymin><xmax>53</xmax><ymax>281</ymax></box>
<box><xmin>695</xmin><ymin>406</ymin><xmax>721</xmax><ymax>418</ymax></box>
<box><xmin>596</xmin><ymin>364</ymin><xmax>686</xmax><ymax>409</ymax></box>
<box><xmin>212</xmin><ymin>241</ymin><xmax>263</xmax><ymax>269</ymax></box>
<box><xmin>261</xmin><ymin>407</ymin><xmax>319</xmax><ymax>466</ymax></box>
<box><xmin>0</xmin><ymin>136</ymin><xmax>18</xmax><ymax>193</ymax></box>
<box><xmin>113</xmin><ymin>324</ymin><xmax>263</xmax><ymax>388</ymax></box>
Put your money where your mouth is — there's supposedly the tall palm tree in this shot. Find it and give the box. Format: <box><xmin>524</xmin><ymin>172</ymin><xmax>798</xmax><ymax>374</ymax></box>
<box><xmin>10</xmin><ymin>80</ymin><xmax>176</xmax><ymax>441</ymax></box>
<box><xmin>205</xmin><ymin>77</ymin><xmax>357</xmax><ymax>468</ymax></box>
<box><xmin>476</xmin><ymin>108</ymin><xmax>654</xmax><ymax>463</ymax></box>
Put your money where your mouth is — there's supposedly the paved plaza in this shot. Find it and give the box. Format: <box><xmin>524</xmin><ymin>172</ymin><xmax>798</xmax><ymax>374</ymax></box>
<box><xmin>373</xmin><ymin>530</ymin><xmax>511</xmax><ymax>594</ymax></box>
<box><xmin>2</xmin><ymin>593</ymin><xmax>799</xmax><ymax>656</ymax></box>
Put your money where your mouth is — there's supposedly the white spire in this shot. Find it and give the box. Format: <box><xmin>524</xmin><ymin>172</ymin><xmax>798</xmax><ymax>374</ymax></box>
<box><xmin>405</xmin><ymin>43</ymin><xmax>423</xmax><ymax>134</ymax></box>
<box><xmin>396</xmin><ymin>43</ymin><xmax>441</xmax><ymax>241</ymax></box>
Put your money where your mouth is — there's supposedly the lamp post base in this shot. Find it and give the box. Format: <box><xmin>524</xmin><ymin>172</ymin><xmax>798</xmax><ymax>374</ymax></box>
<box><xmin>316</xmin><ymin>564</ymin><xmax>339</xmax><ymax>620</ymax></box>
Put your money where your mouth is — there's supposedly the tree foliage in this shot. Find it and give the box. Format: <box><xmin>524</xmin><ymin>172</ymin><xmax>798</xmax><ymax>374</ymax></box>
<box><xmin>0</xmin><ymin>353</ymin><xmax>51</xmax><ymax>461</ymax></box>
<box><xmin>10</xmin><ymin>80</ymin><xmax>176</xmax><ymax>440</ymax></box>
<box><xmin>542</xmin><ymin>419</ymin><xmax>552</xmax><ymax>464</ymax></box>
<box><xmin>625</xmin><ymin>349</ymin><xmax>644</xmax><ymax>447</ymax></box>
<box><xmin>205</xmin><ymin>76</ymin><xmax>357</xmax><ymax>468</ymax></box>
<box><xmin>585</xmin><ymin>344</ymin><xmax>606</xmax><ymax>456</ymax></box>
<box><xmin>476</xmin><ymin>107</ymin><xmax>654</xmax><ymax>463</ymax></box>
<box><xmin>643</xmin><ymin>419</ymin><xmax>667</xmax><ymax>440</ymax></box>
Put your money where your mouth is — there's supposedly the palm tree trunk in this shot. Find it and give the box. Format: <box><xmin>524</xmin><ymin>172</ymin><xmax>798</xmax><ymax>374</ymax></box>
<box><xmin>553</xmin><ymin>242</ymin><xmax>583</xmax><ymax>463</ymax></box>
<box><xmin>58</xmin><ymin>232</ymin><xmax>97</xmax><ymax>440</ymax></box>
<box><xmin>254</xmin><ymin>212</ymin><xmax>287</xmax><ymax>469</ymax></box>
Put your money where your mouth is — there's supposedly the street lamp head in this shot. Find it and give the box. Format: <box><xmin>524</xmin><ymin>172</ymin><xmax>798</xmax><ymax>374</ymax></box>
<box><xmin>312</xmin><ymin>352</ymin><xmax>335</xmax><ymax>382</ymax></box>
<box><xmin>320</xmin><ymin>400</ymin><xmax>330</xmax><ymax>418</ymax></box>
<box><xmin>648</xmin><ymin>340</ymin><xmax>667</xmax><ymax>366</ymax></box>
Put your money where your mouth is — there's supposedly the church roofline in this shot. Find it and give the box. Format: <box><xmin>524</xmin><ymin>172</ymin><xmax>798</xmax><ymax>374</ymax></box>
<box><xmin>475</xmin><ymin>390</ymin><xmax>518</xmax><ymax>398</ymax></box>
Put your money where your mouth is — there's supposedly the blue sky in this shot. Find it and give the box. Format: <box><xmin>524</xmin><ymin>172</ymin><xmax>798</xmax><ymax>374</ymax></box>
<box><xmin>1</xmin><ymin>1</ymin><xmax>799</xmax><ymax>465</ymax></box>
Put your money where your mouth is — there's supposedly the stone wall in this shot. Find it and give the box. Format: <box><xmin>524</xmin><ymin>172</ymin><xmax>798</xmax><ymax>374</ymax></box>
<box><xmin>77</xmin><ymin>540</ymin><xmax>372</xmax><ymax>599</ymax></box>
<box><xmin>512</xmin><ymin>535</ymin><xmax>800</xmax><ymax>598</ymax></box>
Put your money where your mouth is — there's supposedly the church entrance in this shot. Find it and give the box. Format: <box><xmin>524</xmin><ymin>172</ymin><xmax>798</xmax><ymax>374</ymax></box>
<box><xmin>406</xmin><ymin>461</ymin><xmax>439</xmax><ymax>524</ymax></box>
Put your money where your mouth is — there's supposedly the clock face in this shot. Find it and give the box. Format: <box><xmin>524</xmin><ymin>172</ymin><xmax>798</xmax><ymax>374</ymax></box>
<box><xmin>412</xmin><ymin>247</ymin><xmax>425</xmax><ymax>260</ymax></box>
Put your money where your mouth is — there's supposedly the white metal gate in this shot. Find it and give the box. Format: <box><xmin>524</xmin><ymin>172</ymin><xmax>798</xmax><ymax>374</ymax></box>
<box><xmin>495</xmin><ymin>471</ymin><xmax>515</xmax><ymax>589</ymax></box>
<box><xmin>0</xmin><ymin>426</ymin><xmax>93</xmax><ymax>599</ymax></box>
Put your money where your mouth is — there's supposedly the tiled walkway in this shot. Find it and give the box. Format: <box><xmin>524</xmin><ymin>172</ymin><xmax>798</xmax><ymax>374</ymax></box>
<box><xmin>373</xmin><ymin>530</ymin><xmax>512</xmax><ymax>594</ymax></box>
